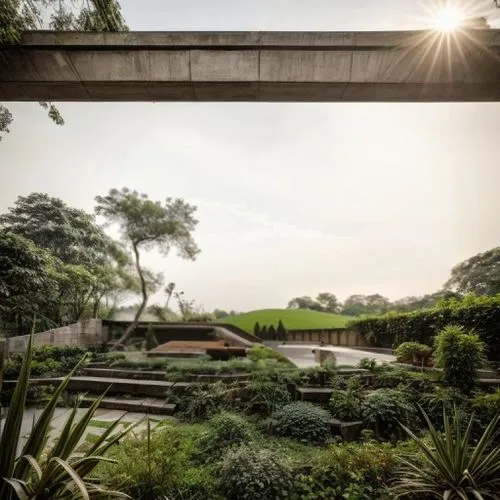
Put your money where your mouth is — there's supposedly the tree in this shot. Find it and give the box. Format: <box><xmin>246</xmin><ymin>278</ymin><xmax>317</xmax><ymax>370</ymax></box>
<box><xmin>0</xmin><ymin>232</ymin><xmax>59</xmax><ymax>333</ymax></box>
<box><xmin>444</xmin><ymin>247</ymin><xmax>500</xmax><ymax>296</ymax></box>
<box><xmin>213</xmin><ymin>309</ymin><xmax>229</xmax><ymax>319</ymax></box>
<box><xmin>260</xmin><ymin>325</ymin><xmax>269</xmax><ymax>340</ymax></box>
<box><xmin>145</xmin><ymin>323</ymin><xmax>159</xmax><ymax>351</ymax></box>
<box><xmin>268</xmin><ymin>324</ymin><xmax>277</xmax><ymax>340</ymax></box>
<box><xmin>316</xmin><ymin>293</ymin><xmax>340</xmax><ymax>313</ymax></box>
<box><xmin>277</xmin><ymin>320</ymin><xmax>287</xmax><ymax>342</ymax></box>
<box><xmin>0</xmin><ymin>0</ymin><xmax>127</xmax><ymax>141</ymax></box>
<box><xmin>287</xmin><ymin>296</ymin><xmax>323</xmax><ymax>311</ymax></box>
<box><xmin>164</xmin><ymin>281</ymin><xmax>176</xmax><ymax>309</ymax></box>
<box><xmin>95</xmin><ymin>188</ymin><xmax>199</xmax><ymax>347</ymax></box>
<box><xmin>253</xmin><ymin>321</ymin><xmax>261</xmax><ymax>338</ymax></box>
<box><xmin>341</xmin><ymin>294</ymin><xmax>390</xmax><ymax>316</ymax></box>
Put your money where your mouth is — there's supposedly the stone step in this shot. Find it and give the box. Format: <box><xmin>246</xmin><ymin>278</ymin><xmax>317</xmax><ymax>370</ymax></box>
<box><xmin>296</xmin><ymin>387</ymin><xmax>334</xmax><ymax>403</ymax></box>
<box><xmin>66</xmin><ymin>376</ymin><xmax>190</xmax><ymax>398</ymax></box>
<box><xmin>81</xmin><ymin>368</ymin><xmax>167</xmax><ymax>381</ymax></box>
<box><xmin>81</xmin><ymin>397</ymin><xmax>176</xmax><ymax>415</ymax></box>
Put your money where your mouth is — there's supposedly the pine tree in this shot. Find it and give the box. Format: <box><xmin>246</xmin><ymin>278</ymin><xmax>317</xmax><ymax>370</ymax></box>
<box><xmin>253</xmin><ymin>321</ymin><xmax>261</xmax><ymax>338</ymax></box>
<box><xmin>277</xmin><ymin>319</ymin><xmax>287</xmax><ymax>342</ymax></box>
<box><xmin>260</xmin><ymin>325</ymin><xmax>268</xmax><ymax>340</ymax></box>
<box><xmin>268</xmin><ymin>324</ymin><xmax>277</xmax><ymax>340</ymax></box>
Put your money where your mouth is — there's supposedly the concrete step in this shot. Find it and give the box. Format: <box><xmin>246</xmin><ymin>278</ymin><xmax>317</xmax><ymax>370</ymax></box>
<box><xmin>81</xmin><ymin>368</ymin><xmax>167</xmax><ymax>381</ymax></box>
<box><xmin>81</xmin><ymin>397</ymin><xmax>176</xmax><ymax>415</ymax></box>
<box><xmin>66</xmin><ymin>376</ymin><xmax>190</xmax><ymax>398</ymax></box>
<box><xmin>296</xmin><ymin>387</ymin><xmax>334</xmax><ymax>403</ymax></box>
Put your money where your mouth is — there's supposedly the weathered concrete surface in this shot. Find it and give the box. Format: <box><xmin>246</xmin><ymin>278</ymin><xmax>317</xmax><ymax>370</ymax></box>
<box><xmin>1</xmin><ymin>30</ymin><xmax>499</xmax><ymax>102</ymax></box>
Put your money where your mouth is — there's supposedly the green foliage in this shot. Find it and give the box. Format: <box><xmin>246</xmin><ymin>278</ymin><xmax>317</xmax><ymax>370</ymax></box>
<box><xmin>395</xmin><ymin>341</ymin><xmax>433</xmax><ymax>365</ymax></box>
<box><xmin>294</xmin><ymin>441</ymin><xmax>401</xmax><ymax>500</ymax></box>
<box><xmin>434</xmin><ymin>324</ymin><xmax>485</xmax><ymax>392</ymax></box>
<box><xmin>248</xmin><ymin>344</ymin><xmax>290</xmax><ymax>364</ymax></box>
<box><xmin>217</xmin><ymin>445</ymin><xmax>294</xmax><ymax>500</ymax></box>
<box><xmin>221</xmin><ymin>308</ymin><xmax>350</xmax><ymax>334</ymax></box>
<box><xmin>145</xmin><ymin>323</ymin><xmax>158</xmax><ymax>351</ymax></box>
<box><xmin>349</xmin><ymin>294</ymin><xmax>500</xmax><ymax>361</ymax></box>
<box><xmin>244</xmin><ymin>373</ymin><xmax>293</xmax><ymax>416</ymax></box>
<box><xmin>277</xmin><ymin>319</ymin><xmax>287</xmax><ymax>341</ymax></box>
<box><xmin>97</xmin><ymin>421</ymin><xmax>194</xmax><ymax>499</ymax></box>
<box><xmin>445</xmin><ymin>246</ymin><xmax>500</xmax><ymax>296</ymax></box>
<box><xmin>391</xmin><ymin>408</ymin><xmax>500</xmax><ymax>499</ymax></box>
<box><xmin>253</xmin><ymin>321</ymin><xmax>261</xmax><ymax>337</ymax></box>
<box><xmin>361</xmin><ymin>389</ymin><xmax>417</xmax><ymax>439</ymax></box>
<box><xmin>472</xmin><ymin>389</ymin><xmax>500</xmax><ymax>421</ymax></box>
<box><xmin>3</xmin><ymin>345</ymin><xmax>88</xmax><ymax>379</ymax></box>
<box><xmin>0</xmin><ymin>334</ymin><xmax>130</xmax><ymax>499</ymax></box>
<box><xmin>329</xmin><ymin>378</ymin><xmax>364</xmax><ymax>421</ymax></box>
<box><xmin>272</xmin><ymin>401</ymin><xmax>331</xmax><ymax>444</ymax></box>
<box><xmin>196</xmin><ymin>412</ymin><xmax>256</xmax><ymax>462</ymax></box>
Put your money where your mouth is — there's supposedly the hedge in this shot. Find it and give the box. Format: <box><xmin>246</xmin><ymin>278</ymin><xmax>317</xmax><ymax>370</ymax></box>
<box><xmin>348</xmin><ymin>295</ymin><xmax>500</xmax><ymax>361</ymax></box>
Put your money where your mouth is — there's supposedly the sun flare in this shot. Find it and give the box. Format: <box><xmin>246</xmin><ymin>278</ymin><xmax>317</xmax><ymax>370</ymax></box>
<box><xmin>434</xmin><ymin>6</ymin><xmax>464</xmax><ymax>31</ymax></box>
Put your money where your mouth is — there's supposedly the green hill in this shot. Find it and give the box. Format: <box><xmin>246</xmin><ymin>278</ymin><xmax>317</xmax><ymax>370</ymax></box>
<box><xmin>220</xmin><ymin>309</ymin><xmax>351</xmax><ymax>334</ymax></box>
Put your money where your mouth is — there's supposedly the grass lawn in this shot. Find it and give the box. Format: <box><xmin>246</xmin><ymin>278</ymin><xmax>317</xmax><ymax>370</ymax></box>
<box><xmin>220</xmin><ymin>308</ymin><xmax>352</xmax><ymax>333</ymax></box>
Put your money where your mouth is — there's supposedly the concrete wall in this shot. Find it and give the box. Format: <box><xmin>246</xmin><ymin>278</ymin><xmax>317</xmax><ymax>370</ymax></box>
<box><xmin>287</xmin><ymin>329</ymin><xmax>365</xmax><ymax>347</ymax></box>
<box><xmin>6</xmin><ymin>319</ymin><xmax>103</xmax><ymax>354</ymax></box>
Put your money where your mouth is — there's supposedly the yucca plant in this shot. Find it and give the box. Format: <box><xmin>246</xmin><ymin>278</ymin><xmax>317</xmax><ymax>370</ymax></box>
<box><xmin>391</xmin><ymin>406</ymin><xmax>500</xmax><ymax>499</ymax></box>
<box><xmin>0</xmin><ymin>333</ymin><xmax>134</xmax><ymax>499</ymax></box>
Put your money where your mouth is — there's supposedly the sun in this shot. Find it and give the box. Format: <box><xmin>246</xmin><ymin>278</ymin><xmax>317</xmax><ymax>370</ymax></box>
<box><xmin>434</xmin><ymin>6</ymin><xmax>464</xmax><ymax>31</ymax></box>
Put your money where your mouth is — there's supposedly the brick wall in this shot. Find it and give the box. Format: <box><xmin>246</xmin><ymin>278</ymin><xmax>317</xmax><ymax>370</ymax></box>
<box><xmin>6</xmin><ymin>319</ymin><xmax>104</xmax><ymax>354</ymax></box>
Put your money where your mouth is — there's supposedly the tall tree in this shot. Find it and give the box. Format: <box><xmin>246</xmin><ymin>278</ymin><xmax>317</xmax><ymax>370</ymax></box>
<box><xmin>277</xmin><ymin>319</ymin><xmax>287</xmax><ymax>342</ymax></box>
<box><xmin>253</xmin><ymin>321</ymin><xmax>261</xmax><ymax>338</ymax></box>
<box><xmin>444</xmin><ymin>247</ymin><xmax>500</xmax><ymax>296</ymax></box>
<box><xmin>287</xmin><ymin>296</ymin><xmax>323</xmax><ymax>311</ymax></box>
<box><xmin>164</xmin><ymin>282</ymin><xmax>176</xmax><ymax>309</ymax></box>
<box><xmin>316</xmin><ymin>293</ymin><xmax>340</xmax><ymax>313</ymax></box>
<box><xmin>95</xmin><ymin>188</ymin><xmax>199</xmax><ymax>347</ymax></box>
<box><xmin>341</xmin><ymin>294</ymin><xmax>390</xmax><ymax>316</ymax></box>
<box><xmin>0</xmin><ymin>232</ymin><xmax>59</xmax><ymax>333</ymax></box>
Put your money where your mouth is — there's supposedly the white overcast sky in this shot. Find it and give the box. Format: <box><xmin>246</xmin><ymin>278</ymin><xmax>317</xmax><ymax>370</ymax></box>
<box><xmin>1</xmin><ymin>0</ymin><xmax>500</xmax><ymax>311</ymax></box>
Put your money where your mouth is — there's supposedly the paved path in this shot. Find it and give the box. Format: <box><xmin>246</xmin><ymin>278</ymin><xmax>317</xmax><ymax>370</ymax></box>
<box><xmin>275</xmin><ymin>344</ymin><xmax>395</xmax><ymax>368</ymax></box>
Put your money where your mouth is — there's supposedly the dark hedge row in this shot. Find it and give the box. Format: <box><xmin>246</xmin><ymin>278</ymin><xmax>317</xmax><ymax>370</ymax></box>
<box><xmin>348</xmin><ymin>295</ymin><xmax>500</xmax><ymax>361</ymax></box>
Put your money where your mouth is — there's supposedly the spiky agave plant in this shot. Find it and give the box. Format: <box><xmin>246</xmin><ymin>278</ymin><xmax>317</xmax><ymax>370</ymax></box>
<box><xmin>0</xmin><ymin>333</ymin><xmax>134</xmax><ymax>499</ymax></box>
<box><xmin>391</xmin><ymin>406</ymin><xmax>500</xmax><ymax>499</ymax></box>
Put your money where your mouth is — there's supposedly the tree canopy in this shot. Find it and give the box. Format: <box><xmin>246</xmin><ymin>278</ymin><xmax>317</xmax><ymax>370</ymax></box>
<box><xmin>444</xmin><ymin>247</ymin><xmax>500</xmax><ymax>296</ymax></box>
<box><xmin>95</xmin><ymin>188</ymin><xmax>199</xmax><ymax>347</ymax></box>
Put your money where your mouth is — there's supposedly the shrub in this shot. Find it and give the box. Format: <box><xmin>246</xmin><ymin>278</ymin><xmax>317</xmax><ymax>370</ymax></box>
<box><xmin>391</xmin><ymin>408</ymin><xmax>500</xmax><ymax>499</ymax></box>
<box><xmin>248</xmin><ymin>344</ymin><xmax>290</xmax><ymax>364</ymax></box>
<box><xmin>294</xmin><ymin>441</ymin><xmax>402</xmax><ymax>500</ymax></box>
<box><xmin>97</xmin><ymin>422</ymin><xmax>193</xmax><ymax>499</ymax></box>
<box><xmin>329</xmin><ymin>378</ymin><xmax>364</xmax><ymax>421</ymax></box>
<box><xmin>395</xmin><ymin>341</ymin><xmax>433</xmax><ymax>365</ymax></box>
<box><xmin>361</xmin><ymin>389</ymin><xmax>417</xmax><ymax>439</ymax></box>
<box><xmin>472</xmin><ymin>389</ymin><xmax>500</xmax><ymax>421</ymax></box>
<box><xmin>418</xmin><ymin>387</ymin><xmax>470</xmax><ymax>430</ymax></box>
<box><xmin>145</xmin><ymin>323</ymin><xmax>159</xmax><ymax>351</ymax></box>
<box><xmin>272</xmin><ymin>401</ymin><xmax>331</xmax><ymax>444</ymax></box>
<box><xmin>175</xmin><ymin>382</ymin><xmax>234</xmax><ymax>421</ymax></box>
<box><xmin>243</xmin><ymin>374</ymin><xmax>293</xmax><ymax>416</ymax></box>
<box><xmin>434</xmin><ymin>324</ymin><xmax>485</xmax><ymax>392</ymax></box>
<box><xmin>218</xmin><ymin>445</ymin><xmax>294</xmax><ymax>500</ymax></box>
<box><xmin>196</xmin><ymin>412</ymin><xmax>255</xmax><ymax>462</ymax></box>
<box><xmin>349</xmin><ymin>294</ymin><xmax>500</xmax><ymax>361</ymax></box>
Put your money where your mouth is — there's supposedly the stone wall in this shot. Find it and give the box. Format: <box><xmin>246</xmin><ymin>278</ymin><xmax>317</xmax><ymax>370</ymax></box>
<box><xmin>287</xmin><ymin>329</ymin><xmax>364</xmax><ymax>347</ymax></box>
<box><xmin>6</xmin><ymin>319</ymin><xmax>103</xmax><ymax>354</ymax></box>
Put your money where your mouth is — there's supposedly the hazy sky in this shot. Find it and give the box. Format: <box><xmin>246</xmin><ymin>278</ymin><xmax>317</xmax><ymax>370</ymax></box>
<box><xmin>1</xmin><ymin>0</ymin><xmax>500</xmax><ymax>312</ymax></box>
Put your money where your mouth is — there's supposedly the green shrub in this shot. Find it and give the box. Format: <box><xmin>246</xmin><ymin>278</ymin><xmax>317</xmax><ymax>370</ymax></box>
<box><xmin>329</xmin><ymin>378</ymin><xmax>364</xmax><ymax>421</ymax></box>
<box><xmin>248</xmin><ymin>344</ymin><xmax>290</xmax><ymax>364</ymax></box>
<box><xmin>272</xmin><ymin>401</ymin><xmax>331</xmax><ymax>444</ymax></box>
<box><xmin>3</xmin><ymin>345</ymin><xmax>88</xmax><ymax>379</ymax></box>
<box><xmin>472</xmin><ymin>389</ymin><xmax>500</xmax><ymax>421</ymax></box>
<box><xmin>349</xmin><ymin>294</ymin><xmax>500</xmax><ymax>361</ymax></box>
<box><xmin>97</xmin><ymin>422</ymin><xmax>193</xmax><ymax>499</ymax></box>
<box><xmin>395</xmin><ymin>341</ymin><xmax>432</xmax><ymax>365</ymax></box>
<box><xmin>145</xmin><ymin>323</ymin><xmax>159</xmax><ymax>351</ymax></box>
<box><xmin>218</xmin><ymin>445</ymin><xmax>294</xmax><ymax>500</ymax></box>
<box><xmin>294</xmin><ymin>441</ymin><xmax>402</xmax><ymax>500</ymax></box>
<box><xmin>243</xmin><ymin>374</ymin><xmax>293</xmax><ymax>416</ymax></box>
<box><xmin>196</xmin><ymin>412</ymin><xmax>256</xmax><ymax>462</ymax></box>
<box><xmin>434</xmin><ymin>324</ymin><xmax>485</xmax><ymax>392</ymax></box>
<box><xmin>175</xmin><ymin>382</ymin><xmax>234</xmax><ymax>421</ymax></box>
<box><xmin>361</xmin><ymin>389</ymin><xmax>417</xmax><ymax>439</ymax></box>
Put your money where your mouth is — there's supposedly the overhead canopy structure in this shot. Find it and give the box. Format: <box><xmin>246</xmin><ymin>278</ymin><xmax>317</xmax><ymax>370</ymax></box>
<box><xmin>1</xmin><ymin>30</ymin><xmax>499</xmax><ymax>102</ymax></box>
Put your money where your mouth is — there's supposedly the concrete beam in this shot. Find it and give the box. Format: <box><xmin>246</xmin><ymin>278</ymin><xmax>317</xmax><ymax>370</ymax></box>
<box><xmin>1</xmin><ymin>30</ymin><xmax>499</xmax><ymax>102</ymax></box>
